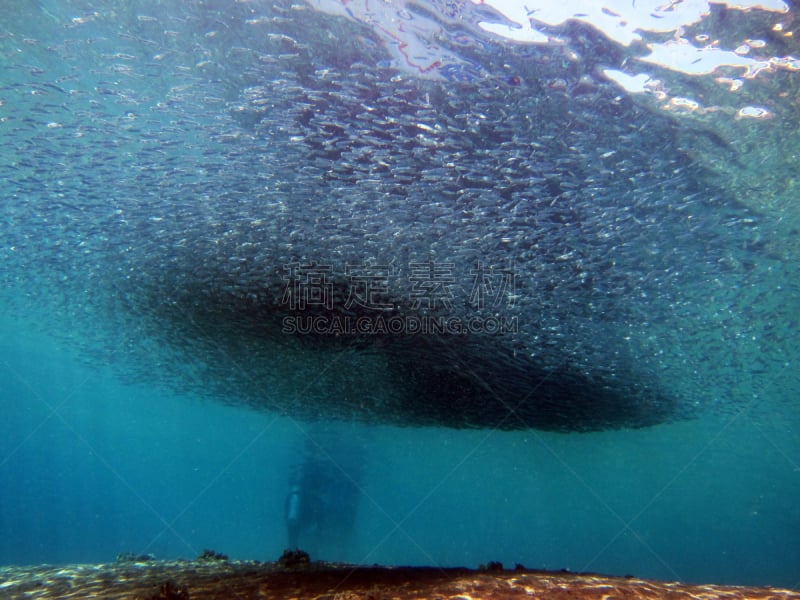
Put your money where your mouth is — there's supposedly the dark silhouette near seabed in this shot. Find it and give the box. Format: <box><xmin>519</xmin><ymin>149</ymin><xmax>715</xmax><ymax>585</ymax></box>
<box><xmin>284</xmin><ymin>424</ymin><xmax>367</xmax><ymax>561</ymax></box>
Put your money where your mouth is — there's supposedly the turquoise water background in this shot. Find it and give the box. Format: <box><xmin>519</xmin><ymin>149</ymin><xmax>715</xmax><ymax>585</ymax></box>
<box><xmin>2</xmin><ymin>315</ymin><xmax>798</xmax><ymax>587</ymax></box>
<box><xmin>2</xmin><ymin>0</ymin><xmax>800</xmax><ymax>590</ymax></box>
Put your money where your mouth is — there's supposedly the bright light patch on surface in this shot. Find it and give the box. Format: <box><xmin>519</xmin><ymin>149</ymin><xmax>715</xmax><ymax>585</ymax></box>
<box><xmin>668</xmin><ymin>97</ymin><xmax>702</xmax><ymax>111</ymax></box>
<box><xmin>477</xmin><ymin>21</ymin><xmax>551</xmax><ymax>44</ymax></box>
<box><xmin>602</xmin><ymin>69</ymin><xmax>658</xmax><ymax>94</ymax></box>
<box><xmin>638</xmin><ymin>38</ymin><xmax>771</xmax><ymax>77</ymax></box>
<box><xmin>470</xmin><ymin>0</ymin><xmax>790</xmax><ymax>78</ymax></box>
<box><xmin>715</xmin><ymin>76</ymin><xmax>745</xmax><ymax>91</ymax></box>
<box><xmin>472</xmin><ymin>0</ymin><xmax>713</xmax><ymax>46</ymax></box>
<box><xmin>303</xmin><ymin>0</ymin><xmax>795</xmax><ymax>107</ymax></box>
<box><xmin>736</xmin><ymin>105</ymin><xmax>772</xmax><ymax>118</ymax></box>
<box><xmin>475</xmin><ymin>0</ymin><xmax>789</xmax><ymax>47</ymax></box>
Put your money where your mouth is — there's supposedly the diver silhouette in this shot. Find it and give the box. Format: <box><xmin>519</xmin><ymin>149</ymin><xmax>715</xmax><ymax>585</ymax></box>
<box><xmin>284</xmin><ymin>424</ymin><xmax>366</xmax><ymax>561</ymax></box>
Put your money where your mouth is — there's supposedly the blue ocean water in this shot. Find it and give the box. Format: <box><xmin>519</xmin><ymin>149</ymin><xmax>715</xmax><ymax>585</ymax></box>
<box><xmin>2</xmin><ymin>314</ymin><xmax>798</xmax><ymax>587</ymax></box>
<box><xmin>1</xmin><ymin>0</ymin><xmax>799</xmax><ymax>591</ymax></box>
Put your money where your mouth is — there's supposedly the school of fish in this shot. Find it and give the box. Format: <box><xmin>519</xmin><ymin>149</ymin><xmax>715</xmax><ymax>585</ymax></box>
<box><xmin>0</xmin><ymin>0</ymin><xmax>796</xmax><ymax>431</ymax></box>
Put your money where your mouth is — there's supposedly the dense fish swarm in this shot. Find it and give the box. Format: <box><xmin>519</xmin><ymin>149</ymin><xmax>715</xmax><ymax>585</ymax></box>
<box><xmin>0</xmin><ymin>1</ymin><xmax>793</xmax><ymax>431</ymax></box>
